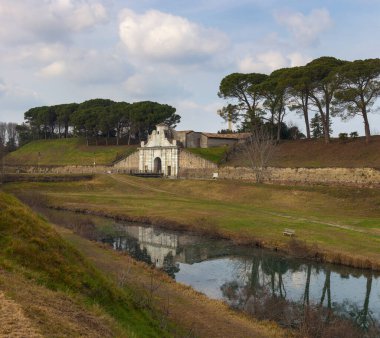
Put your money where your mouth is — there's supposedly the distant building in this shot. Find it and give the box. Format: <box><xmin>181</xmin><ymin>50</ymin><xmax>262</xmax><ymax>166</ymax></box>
<box><xmin>199</xmin><ymin>132</ymin><xmax>251</xmax><ymax>148</ymax></box>
<box><xmin>173</xmin><ymin>130</ymin><xmax>250</xmax><ymax>148</ymax></box>
<box><xmin>115</xmin><ymin>124</ymin><xmax>246</xmax><ymax>178</ymax></box>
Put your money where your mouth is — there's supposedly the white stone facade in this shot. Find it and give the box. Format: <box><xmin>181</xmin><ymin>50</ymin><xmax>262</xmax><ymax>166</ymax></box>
<box><xmin>139</xmin><ymin>124</ymin><xmax>179</xmax><ymax>177</ymax></box>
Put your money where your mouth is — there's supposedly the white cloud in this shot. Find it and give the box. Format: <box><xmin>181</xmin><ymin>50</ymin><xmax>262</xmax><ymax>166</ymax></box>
<box><xmin>0</xmin><ymin>79</ymin><xmax>41</xmax><ymax>121</ymax></box>
<box><xmin>64</xmin><ymin>49</ymin><xmax>131</xmax><ymax>85</ymax></box>
<box><xmin>175</xmin><ymin>100</ymin><xmax>224</xmax><ymax>132</ymax></box>
<box><xmin>275</xmin><ymin>8</ymin><xmax>333</xmax><ymax>46</ymax></box>
<box><xmin>237</xmin><ymin>51</ymin><xmax>289</xmax><ymax>73</ymax></box>
<box><xmin>119</xmin><ymin>8</ymin><xmax>229</xmax><ymax>64</ymax></box>
<box><xmin>39</xmin><ymin>61</ymin><xmax>66</xmax><ymax>77</ymax></box>
<box><xmin>0</xmin><ymin>0</ymin><xmax>108</xmax><ymax>45</ymax></box>
<box><xmin>0</xmin><ymin>79</ymin><xmax>38</xmax><ymax>99</ymax></box>
<box><xmin>287</xmin><ymin>52</ymin><xmax>312</xmax><ymax>67</ymax></box>
<box><xmin>124</xmin><ymin>71</ymin><xmax>189</xmax><ymax>101</ymax></box>
<box><xmin>237</xmin><ymin>51</ymin><xmax>311</xmax><ymax>74</ymax></box>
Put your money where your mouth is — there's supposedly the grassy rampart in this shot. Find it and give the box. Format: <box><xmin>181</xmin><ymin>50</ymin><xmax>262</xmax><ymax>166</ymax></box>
<box><xmin>5</xmin><ymin>138</ymin><xmax>137</xmax><ymax>166</ymax></box>
<box><xmin>228</xmin><ymin>136</ymin><xmax>380</xmax><ymax>168</ymax></box>
<box><xmin>0</xmin><ymin>191</ymin><xmax>170</xmax><ymax>337</ymax></box>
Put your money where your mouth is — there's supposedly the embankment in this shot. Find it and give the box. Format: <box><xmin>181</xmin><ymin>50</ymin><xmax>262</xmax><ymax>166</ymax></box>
<box><xmin>48</xmin><ymin>204</ymin><xmax>380</xmax><ymax>271</ymax></box>
<box><xmin>4</xmin><ymin>163</ymin><xmax>380</xmax><ymax>187</ymax></box>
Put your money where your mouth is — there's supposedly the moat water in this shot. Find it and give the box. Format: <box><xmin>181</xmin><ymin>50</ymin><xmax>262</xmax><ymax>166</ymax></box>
<box><xmin>40</xmin><ymin>208</ymin><xmax>380</xmax><ymax>332</ymax></box>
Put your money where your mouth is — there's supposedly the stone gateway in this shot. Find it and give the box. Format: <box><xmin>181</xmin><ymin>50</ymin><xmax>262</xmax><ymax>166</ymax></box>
<box><xmin>139</xmin><ymin>123</ymin><xmax>180</xmax><ymax>177</ymax></box>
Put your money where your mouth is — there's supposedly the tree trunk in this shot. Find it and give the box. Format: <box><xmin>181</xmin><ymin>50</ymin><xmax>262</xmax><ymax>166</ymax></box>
<box><xmin>276</xmin><ymin>110</ymin><xmax>281</xmax><ymax>142</ymax></box>
<box><xmin>322</xmin><ymin>103</ymin><xmax>330</xmax><ymax>144</ymax></box>
<box><xmin>362</xmin><ymin>108</ymin><xmax>371</xmax><ymax>144</ymax></box>
<box><xmin>362</xmin><ymin>275</ymin><xmax>372</xmax><ymax>326</ymax></box>
<box><xmin>303</xmin><ymin>264</ymin><xmax>311</xmax><ymax>306</ymax></box>
<box><xmin>303</xmin><ymin>96</ymin><xmax>311</xmax><ymax>139</ymax></box>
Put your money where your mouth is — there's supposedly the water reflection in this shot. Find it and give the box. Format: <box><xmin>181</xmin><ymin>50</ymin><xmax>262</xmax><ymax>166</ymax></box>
<box><xmin>109</xmin><ymin>225</ymin><xmax>379</xmax><ymax>332</ymax></box>
<box><xmin>39</xmin><ymin>208</ymin><xmax>380</xmax><ymax>333</ymax></box>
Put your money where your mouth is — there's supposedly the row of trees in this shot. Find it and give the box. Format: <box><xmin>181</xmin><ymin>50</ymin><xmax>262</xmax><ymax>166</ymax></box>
<box><xmin>218</xmin><ymin>57</ymin><xmax>380</xmax><ymax>143</ymax></box>
<box><xmin>18</xmin><ymin>99</ymin><xmax>180</xmax><ymax>145</ymax></box>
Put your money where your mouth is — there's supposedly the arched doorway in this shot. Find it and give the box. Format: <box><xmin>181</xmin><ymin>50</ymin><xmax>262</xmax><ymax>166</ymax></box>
<box><xmin>153</xmin><ymin>157</ymin><xmax>162</xmax><ymax>173</ymax></box>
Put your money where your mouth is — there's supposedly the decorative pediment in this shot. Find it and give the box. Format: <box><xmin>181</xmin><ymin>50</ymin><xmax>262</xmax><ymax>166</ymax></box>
<box><xmin>141</xmin><ymin>124</ymin><xmax>178</xmax><ymax>148</ymax></box>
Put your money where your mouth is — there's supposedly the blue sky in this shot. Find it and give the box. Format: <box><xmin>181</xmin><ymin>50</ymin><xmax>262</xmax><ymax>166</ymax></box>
<box><xmin>1</xmin><ymin>0</ymin><xmax>379</xmax><ymax>135</ymax></box>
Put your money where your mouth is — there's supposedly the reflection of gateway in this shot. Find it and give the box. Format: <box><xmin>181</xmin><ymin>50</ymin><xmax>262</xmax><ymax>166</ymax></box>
<box><xmin>138</xmin><ymin>227</ymin><xmax>178</xmax><ymax>268</ymax></box>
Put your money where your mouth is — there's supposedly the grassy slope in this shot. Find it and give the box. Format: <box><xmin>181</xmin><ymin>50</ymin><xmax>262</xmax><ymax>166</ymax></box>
<box><xmin>5</xmin><ymin>135</ymin><xmax>380</xmax><ymax>168</ymax></box>
<box><xmin>0</xmin><ymin>191</ymin><xmax>170</xmax><ymax>337</ymax></box>
<box><xmin>185</xmin><ymin>147</ymin><xmax>228</xmax><ymax>164</ymax></box>
<box><xmin>228</xmin><ymin>136</ymin><xmax>380</xmax><ymax>168</ymax></box>
<box><xmin>5</xmin><ymin>175</ymin><xmax>380</xmax><ymax>269</ymax></box>
<box><xmin>5</xmin><ymin>138</ymin><xmax>137</xmax><ymax>166</ymax></box>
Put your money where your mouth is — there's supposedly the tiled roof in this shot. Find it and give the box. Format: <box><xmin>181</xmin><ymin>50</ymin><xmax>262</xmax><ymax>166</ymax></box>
<box><xmin>201</xmin><ymin>132</ymin><xmax>251</xmax><ymax>139</ymax></box>
<box><xmin>175</xmin><ymin>130</ymin><xmax>194</xmax><ymax>134</ymax></box>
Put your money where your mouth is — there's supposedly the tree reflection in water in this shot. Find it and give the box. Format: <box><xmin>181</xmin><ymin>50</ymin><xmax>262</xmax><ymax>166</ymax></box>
<box><xmin>220</xmin><ymin>254</ymin><xmax>379</xmax><ymax>336</ymax></box>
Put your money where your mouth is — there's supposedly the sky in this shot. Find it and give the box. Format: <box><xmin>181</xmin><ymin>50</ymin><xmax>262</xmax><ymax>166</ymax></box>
<box><xmin>0</xmin><ymin>0</ymin><xmax>379</xmax><ymax>136</ymax></box>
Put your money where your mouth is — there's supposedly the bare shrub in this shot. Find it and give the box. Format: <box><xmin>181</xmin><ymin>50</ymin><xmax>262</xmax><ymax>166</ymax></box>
<box><xmin>298</xmin><ymin>307</ymin><xmax>363</xmax><ymax>338</ymax></box>
<box><xmin>117</xmin><ymin>267</ymin><xmax>131</xmax><ymax>288</ymax></box>
<box><xmin>241</xmin><ymin>126</ymin><xmax>277</xmax><ymax>183</ymax></box>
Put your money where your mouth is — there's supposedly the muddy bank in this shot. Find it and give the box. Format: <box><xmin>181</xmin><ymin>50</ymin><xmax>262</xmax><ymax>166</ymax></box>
<box><xmin>49</xmin><ymin>205</ymin><xmax>380</xmax><ymax>272</ymax></box>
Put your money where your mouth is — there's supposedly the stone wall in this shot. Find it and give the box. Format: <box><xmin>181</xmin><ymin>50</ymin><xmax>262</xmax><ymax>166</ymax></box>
<box><xmin>4</xmin><ymin>165</ymin><xmax>124</xmax><ymax>174</ymax></box>
<box><xmin>218</xmin><ymin>166</ymin><xmax>380</xmax><ymax>187</ymax></box>
<box><xmin>178</xmin><ymin>150</ymin><xmax>218</xmax><ymax>178</ymax></box>
<box><xmin>113</xmin><ymin>151</ymin><xmax>139</xmax><ymax>171</ymax></box>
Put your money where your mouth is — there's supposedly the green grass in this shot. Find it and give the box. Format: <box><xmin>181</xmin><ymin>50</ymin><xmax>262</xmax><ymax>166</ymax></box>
<box><xmin>5</xmin><ymin>138</ymin><xmax>137</xmax><ymax>166</ymax></box>
<box><xmin>5</xmin><ymin>175</ymin><xmax>380</xmax><ymax>269</ymax></box>
<box><xmin>0</xmin><ymin>191</ymin><xmax>171</xmax><ymax>337</ymax></box>
<box><xmin>186</xmin><ymin>146</ymin><xmax>228</xmax><ymax>164</ymax></box>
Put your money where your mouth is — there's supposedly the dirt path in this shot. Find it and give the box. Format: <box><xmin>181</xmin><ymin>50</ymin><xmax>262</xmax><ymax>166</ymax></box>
<box><xmin>56</xmin><ymin>226</ymin><xmax>290</xmax><ymax>338</ymax></box>
<box><xmin>0</xmin><ymin>292</ymin><xmax>42</xmax><ymax>338</ymax></box>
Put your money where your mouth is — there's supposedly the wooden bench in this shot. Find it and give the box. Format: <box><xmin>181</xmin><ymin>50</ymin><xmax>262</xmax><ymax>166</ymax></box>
<box><xmin>283</xmin><ymin>228</ymin><xmax>295</xmax><ymax>237</ymax></box>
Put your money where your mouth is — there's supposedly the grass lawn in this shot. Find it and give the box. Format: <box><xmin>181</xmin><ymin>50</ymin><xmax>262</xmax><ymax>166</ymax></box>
<box><xmin>5</xmin><ymin>138</ymin><xmax>137</xmax><ymax>166</ymax></box>
<box><xmin>5</xmin><ymin>175</ymin><xmax>380</xmax><ymax>269</ymax></box>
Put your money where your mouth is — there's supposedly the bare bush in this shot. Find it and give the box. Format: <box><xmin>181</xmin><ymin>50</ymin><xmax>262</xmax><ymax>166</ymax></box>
<box><xmin>241</xmin><ymin>126</ymin><xmax>277</xmax><ymax>183</ymax></box>
<box><xmin>117</xmin><ymin>267</ymin><xmax>131</xmax><ymax>288</ymax></box>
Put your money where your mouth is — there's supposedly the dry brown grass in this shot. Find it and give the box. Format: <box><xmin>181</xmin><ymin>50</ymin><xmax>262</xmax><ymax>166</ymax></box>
<box><xmin>0</xmin><ymin>271</ymin><xmax>116</xmax><ymax>338</ymax></box>
<box><xmin>227</xmin><ymin>135</ymin><xmax>380</xmax><ymax>168</ymax></box>
<box><xmin>0</xmin><ymin>291</ymin><xmax>42</xmax><ymax>338</ymax></box>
